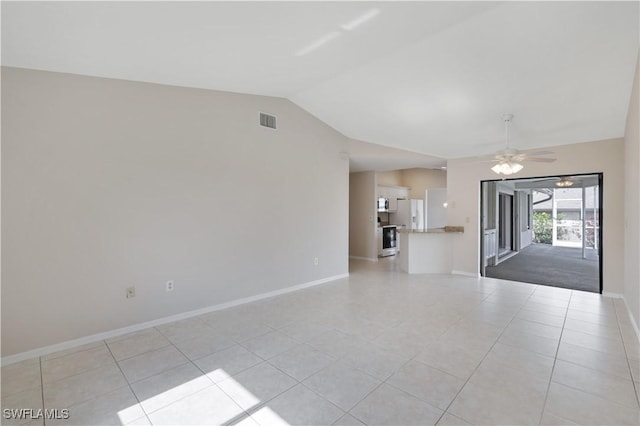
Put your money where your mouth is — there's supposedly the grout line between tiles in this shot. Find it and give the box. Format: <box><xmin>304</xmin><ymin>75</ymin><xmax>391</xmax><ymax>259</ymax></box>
<box><xmin>338</xmin><ymin>379</ymin><xmax>386</xmax><ymax>424</ymax></box>
<box><xmin>104</xmin><ymin>339</ymin><xmax>153</xmax><ymax>425</ymax></box>
<box><xmin>545</xmin><ymin>377</ymin><xmax>640</xmax><ymax>411</ymax></box>
<box><xmin>39</xmin><ymin>347</ymin><xmax>124</xmax><ymax>387</ymax></box>
<box><xmin>539</xmin><ymin>290</ymin><xmax>573</xmax><ymax>424</ymax></box>
<box><xmin>431</xmin><ymin>286</ymin><xmax>539</xmax><ymax>425</ymax></box>
<box><xmin>555</xmin><ymin>350</ymin><xmax>634</xmax><ymax>381</ymax></box>
<box><xmin>295</xmin><ymin>335</ymin><xmax>407</xmax><ymax>422</ymax></box>
<box><xmin>221</xmin><ymin>364</ymin><xmax>298</xmax><ymax>421</ymax></box>
<box><xmin>295</xmin><ymin>381</ymin><xmax>351</xmax><ymax>422</ymax></box>
<box><xmin>19</xmin><ymin>267</ymin><xmax>635</xmax><ymax>425</ymax></box>
<box><xmin>107</xmin><ymin>331</ymin><xmax>173</xmax><ymax>363</ymax></box>
<box><xmin>42</xmin><ymin>343</ymin><xmax>145</xmax><ymax>425</ymax></box>
<box><xmin>184</xmin><ymin>342</ymin><xmax>269</xmax><ymax>421</ymax></box>
<box><xmin>39</xmin><ymin>341</ymin><xmax>108</xmax><ymax>362</ymax></box>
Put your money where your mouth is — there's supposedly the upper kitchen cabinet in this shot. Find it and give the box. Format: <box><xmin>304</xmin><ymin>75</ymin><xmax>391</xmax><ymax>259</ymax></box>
<box><xmin>377</xmin><ymin>185</ymin><xmax>410</xmax><ymax>212</ymax></box>
<box><xmin>376</xmin><ymin>185</ymin><xmax>388</xmax><ymax>200</ymax></box>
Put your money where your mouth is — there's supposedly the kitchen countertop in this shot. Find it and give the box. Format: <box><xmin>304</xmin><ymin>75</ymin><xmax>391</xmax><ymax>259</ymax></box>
<box><xmin>399</xmin><ymin>226</ymin><xmax>464</xmax><ymax>234</ymax></box>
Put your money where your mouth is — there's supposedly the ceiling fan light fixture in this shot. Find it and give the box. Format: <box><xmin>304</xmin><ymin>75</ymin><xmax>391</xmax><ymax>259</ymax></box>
<box><xmin>556</xmin><ymin>178</ymin><xmax>574</xmax><ymax>187</ymax></box>
<box><xmin>484</xmin><ymin>114</ymin><xmax>555</xmax><ymax>175</ymax></box>
<box><xmin>490</xmin><ymin>114</ymin><xmax>524</xmax><ymax>176</ymax></box>
<box><xmin>491</xmin><ymin>161</ymin><xmax>523</xmax><ymax>175</ymax></box>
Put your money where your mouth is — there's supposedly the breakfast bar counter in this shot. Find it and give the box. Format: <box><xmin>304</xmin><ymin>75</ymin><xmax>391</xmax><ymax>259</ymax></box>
<box><xmin>397</xmin><ymin>226</ymin><xmax>464</xmax><ymax>274</ymax></box>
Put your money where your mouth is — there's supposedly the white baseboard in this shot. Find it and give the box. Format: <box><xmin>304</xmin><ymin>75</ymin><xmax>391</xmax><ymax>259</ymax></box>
<box><xmin>602</xmin><ymin>293</ymin><xmax>640</xmax><ymax>340</ymax></box>
<box><xmin>349</xmin><ymin>256</ymin><xmax>378</xmax><ymax>262</ymax></box>
<box><xmin>451</xmin><ymin>270</ymin><xmax>481</xmax><ymax>278</ymax></box>
<box><xmin>621</xmin><ymin>295</ymin><xmax>640</xmax><ymax>341</ymax></box>
<box><xmin>1</xmin><ymin>273</ymin><xmax>349</xmax><ymax>366</ymax></box>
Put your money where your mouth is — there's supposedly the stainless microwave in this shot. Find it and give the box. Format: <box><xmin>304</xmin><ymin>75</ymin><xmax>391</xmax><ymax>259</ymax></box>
<box><xmin>377</xmin><ymin>197</ymin><xmax>389</xmax><ymax>212</ymax></box>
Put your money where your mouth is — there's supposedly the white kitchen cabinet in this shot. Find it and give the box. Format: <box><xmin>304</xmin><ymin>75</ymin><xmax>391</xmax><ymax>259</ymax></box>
<box><xmin>397</xmin><ymin>187</ymin><xmax>410</xmax><ymax>200</ymax></box>
<box><xmin>378</xmin><ymin>185</ymin><xmax>410</xmax><ymax>212</ymax></box>
<box><xmin>389</xmin><ymin>192</ymin><xmax>399</xmax><ymax>212</ymax></box>
<box><xmin>377</xmin><ymin>186</ymin><xmax>388</xmax><ymax>199</ymax></box>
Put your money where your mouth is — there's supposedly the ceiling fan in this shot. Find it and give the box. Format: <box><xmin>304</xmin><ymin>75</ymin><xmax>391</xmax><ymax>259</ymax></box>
<box><xmin>531</xmin><ymin>176</ymin><xmax>589</xmax><ymax>188</ymax></box>
<box><xmin>485</xmin><ymin>114</ymin><xmax>556</xmax><ymax>175</ymax></box>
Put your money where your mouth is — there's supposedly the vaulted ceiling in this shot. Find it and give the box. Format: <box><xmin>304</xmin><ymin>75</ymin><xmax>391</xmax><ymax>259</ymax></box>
<box><xmin>3</xmin><ymin>1</ymin><xmax>638</xmax><ymax>169</ymax></box>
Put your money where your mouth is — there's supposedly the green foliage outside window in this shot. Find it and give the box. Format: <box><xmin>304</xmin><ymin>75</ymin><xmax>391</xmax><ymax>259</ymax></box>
<box><xmin>533</xmin><ymin>211</ymin><xmax>553</xmax><ymax>244</ymax></box>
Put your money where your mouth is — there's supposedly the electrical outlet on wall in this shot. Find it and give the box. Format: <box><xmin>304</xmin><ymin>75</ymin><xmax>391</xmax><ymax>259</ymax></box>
<box><xmin>166</xmin><ymin>280</ymin><xmax>174</xmax><ymax>292</ymax></box>
<box><xmin>313</xmin><ymin>257</ymin><xmax>319</xmax><ymax>266</ymax></box>
<box><xmin>126</xmin><ymin>286</ymin><xmax>136</xmax><ymax>299</ymax></box>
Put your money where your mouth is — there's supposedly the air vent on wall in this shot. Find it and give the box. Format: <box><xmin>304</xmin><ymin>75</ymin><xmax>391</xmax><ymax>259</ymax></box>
<box><xmin>259</xmin><ymin>112</ymin><xmax>277</xmax><ymax>129</ymax></box>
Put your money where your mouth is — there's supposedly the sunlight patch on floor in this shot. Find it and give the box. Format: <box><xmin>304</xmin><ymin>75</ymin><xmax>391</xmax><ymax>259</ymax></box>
<box><xmin>118</xmin><ymin>369</ymin><xmax>270</xmax><ymax>425</ymax></box>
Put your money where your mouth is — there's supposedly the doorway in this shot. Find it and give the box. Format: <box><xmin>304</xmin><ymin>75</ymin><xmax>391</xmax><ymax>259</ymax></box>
<box><xmin>480</xmin><ymin>173</ymin><xmax>602</xmax><ymax>293</ymax></box>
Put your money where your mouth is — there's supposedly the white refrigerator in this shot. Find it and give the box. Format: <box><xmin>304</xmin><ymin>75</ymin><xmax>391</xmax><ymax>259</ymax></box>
<box><xmin>393</xmin><ymin>199</ymin><xmax>424</xmax><ymax>230</ymax></box>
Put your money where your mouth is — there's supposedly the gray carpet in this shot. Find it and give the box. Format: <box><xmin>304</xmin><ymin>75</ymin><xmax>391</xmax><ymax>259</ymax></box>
<box><xmin>485</xmin><ymin>243</ymin><xmax>600</xmax><ymax>293</ymax></box>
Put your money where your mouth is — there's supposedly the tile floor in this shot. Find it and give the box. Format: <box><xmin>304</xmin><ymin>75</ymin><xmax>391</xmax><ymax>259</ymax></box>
<box><xmin>2</xmin><ymin>258</ymin><xmax>639</xmax><ymax>425</ymax></box>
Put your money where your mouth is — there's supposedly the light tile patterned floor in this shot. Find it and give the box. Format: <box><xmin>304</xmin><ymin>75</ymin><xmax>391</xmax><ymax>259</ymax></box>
<box><xmin>2</xmin><ymin>258</ymin><xmax>639</xmax><ymax>425</ymax></box>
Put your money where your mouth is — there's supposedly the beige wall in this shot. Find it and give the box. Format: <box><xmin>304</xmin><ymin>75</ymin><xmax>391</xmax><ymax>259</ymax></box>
<box><xmin>377</xmin><ymin>168</ymin><xmax>447</xmax><ymax>199</ymax></box>
<box><xmin>447</xmin><ymin>138</ymin><xmax>625</xmax><ymax>294</ymax></box>
<box><xmin>401</xmin><ymin>168</ymin><xmax>447</xmax><ymax>199</ymax></box>
<box><xmin>349</xmin><ymin>171</ymin><xmax>377</xmax><ymax>260</ymax></box>
<box><xmin>2</xmin><ymin>67</ymin><xmax>350</xmax><ymax>357</ymax></box>
<box><xmin>623</xmin><ymin>53</ymin><xmax>639</xmax><ymax>328</ymax></box>
<box><xmin>376</xmin><ymin>170</ymin><xmax>404</xmax><ymax>186</ymax></box>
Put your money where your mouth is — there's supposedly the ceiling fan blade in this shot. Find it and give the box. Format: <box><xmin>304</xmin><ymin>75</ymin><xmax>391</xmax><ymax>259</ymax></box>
<box><xmin>460</xmin><ymin>156</ymin><xmax>497</xmax><ymax>164</ymax></box>
<box><xmin>525</xmin><ymin>157</ymin><xmax>556</xmax><ymax>163</ymax></box>
<box><xmin>524</xmin><ymin>150</ymin><xmax>554</xmax><ymax>156</ymax></box>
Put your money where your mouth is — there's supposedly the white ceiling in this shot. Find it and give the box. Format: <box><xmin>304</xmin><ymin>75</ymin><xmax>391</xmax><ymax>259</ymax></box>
<box><xmin>2</xmin><ymin>1</ymin><xmax>638</xmax><ymax>169</ymax></box>
<box><xmin>513</xmin><ymin>174</ymin><xmax>600</xmax><ymax>189</ymax></box>
<box><xmin>347</xmin><ymin>139</ymin><xmax>446</xmax><ymax>172</ymax></box>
